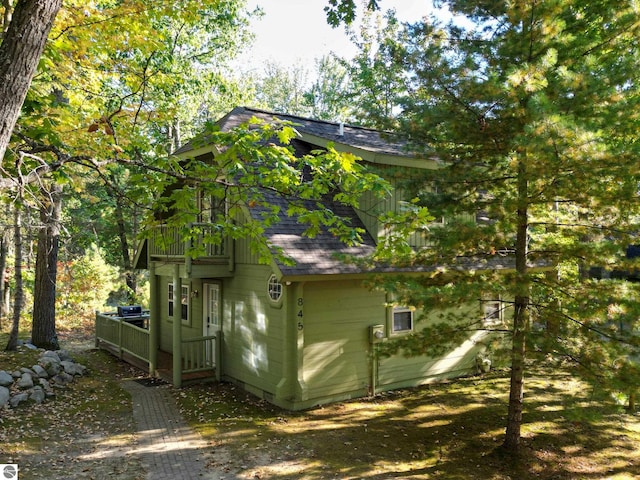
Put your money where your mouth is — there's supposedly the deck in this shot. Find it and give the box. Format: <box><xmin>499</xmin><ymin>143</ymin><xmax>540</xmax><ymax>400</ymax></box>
<box><xmin>95</xmin><ymin>311</ymin><xmax>220</xmax><ymax>386</ymax></box>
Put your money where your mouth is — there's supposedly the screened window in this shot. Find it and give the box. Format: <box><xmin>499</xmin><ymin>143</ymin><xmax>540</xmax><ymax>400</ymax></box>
<box><xmin>392</xmin><ymin>307</ymin><xmax>413</xmax><ymax>333</ymax></box>
<box><xmin>198</xmin><ymin>191</ymin><xmax>227</xmax><ymax>224</ymax></box>
<box><xmin>180</xmin><ymin>285</ymin><xmax>189</xmax><ymax>322</ymax></box>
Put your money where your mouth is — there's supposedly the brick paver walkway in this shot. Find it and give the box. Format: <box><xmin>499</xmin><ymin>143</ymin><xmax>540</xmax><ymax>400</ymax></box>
<box><xmin>122</xmin><ymin>380</ymin><xmax>218</xmax><ymax>480</ymax></box>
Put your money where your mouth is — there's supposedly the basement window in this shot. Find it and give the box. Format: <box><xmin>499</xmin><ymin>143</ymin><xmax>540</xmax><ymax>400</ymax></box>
<box><xmin>268</xmin><ymin>274</ymin><xmax>283</xmax><ymax>302</ymax></box>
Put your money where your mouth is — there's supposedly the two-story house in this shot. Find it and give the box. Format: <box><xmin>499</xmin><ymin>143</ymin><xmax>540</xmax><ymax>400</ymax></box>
<box><xmin>99</xmin><ymin>106</ymin><xmax>510</xmax><ymax>410</ymax></box>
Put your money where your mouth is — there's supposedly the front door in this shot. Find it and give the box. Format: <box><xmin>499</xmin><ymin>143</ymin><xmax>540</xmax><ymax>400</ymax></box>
<box><xmin>203</xmin><ymin>283</ymin><xmax>220</xmax><ymax>366</ymax></box>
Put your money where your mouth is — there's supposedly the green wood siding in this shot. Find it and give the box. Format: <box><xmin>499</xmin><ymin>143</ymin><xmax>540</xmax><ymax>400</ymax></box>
<box><xmin>301</xmin><ymin>280</ymin><xmax>387</xmax><ymax>404</ymax></box>
<box><xmin>377</xmin><ymin>303</ymin><xmax>499</xmax><ymax>390</ymax></box>
<box><xmin>157</xmin><ymin>275</ymin><xmax>205</xmax><ymax>353</ymax></box>
<box><xmin>221</xmin><ymin>265</ymin><xmax>286</xmax><ymax>395</ymax></box>
<box><xmin>357</xmin><ymin>168</ymin><xmax>433</xmax><ymax>249</ymax></box>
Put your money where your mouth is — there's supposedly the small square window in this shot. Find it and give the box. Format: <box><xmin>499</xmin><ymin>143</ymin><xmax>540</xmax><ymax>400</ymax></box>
<box><xmin>393</xmin><ymin>307</ymin><xmax>413</xmax><ymax>333</ymax></box>
<box><xmin>483</xmin><ymin>299</ymin><xmax>502</xmax><ymax>325</ymax></box>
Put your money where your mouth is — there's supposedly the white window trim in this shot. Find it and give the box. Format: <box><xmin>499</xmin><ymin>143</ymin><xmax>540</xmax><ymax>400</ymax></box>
<box><xmin>180</xmin><ymin>285</ymin><xmax>190</xmax><ymax>325</ymax></box>
<box><xmin>168</xmin><ymin>283</ymin><xmax>190</xmax><ymax>324</ymax></box>
<box><xmin>391</xmin><ymin>306</ymin><xmax>414</xmax><ymax>334</ymax></box>
<box><xmin>267</xmin><ymin>274</ymin><xmax>283</xmax><ymax>303</ymax></box>
<box><xmin>482</xmin><ymin>297</ymin><xmax>502</xmax><ymax>326</ymax></box>
<box><xmin>168</xmin><ymin>283</ymin><xmax>175</xmax><ymax>318</ymax></box>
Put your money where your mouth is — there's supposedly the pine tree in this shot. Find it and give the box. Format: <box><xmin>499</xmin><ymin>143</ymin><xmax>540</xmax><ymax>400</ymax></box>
<box><xmin>370</xmin><ymin>0</ymin><xmax>640</xmax><ymax>452</ymax></box>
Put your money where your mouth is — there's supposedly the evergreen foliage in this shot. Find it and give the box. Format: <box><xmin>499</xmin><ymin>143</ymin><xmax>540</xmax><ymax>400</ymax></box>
<box><xmin>362</xmin><ymin>0</ymin><xmax>640</xmax><ymax>451</ymax></box>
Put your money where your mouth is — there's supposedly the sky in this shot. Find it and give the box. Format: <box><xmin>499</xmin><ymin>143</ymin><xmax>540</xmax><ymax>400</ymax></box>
<box><xmin>235</xmin><ymin>0</ymin><xmax>434</xmax><ymax>71</ymax></box>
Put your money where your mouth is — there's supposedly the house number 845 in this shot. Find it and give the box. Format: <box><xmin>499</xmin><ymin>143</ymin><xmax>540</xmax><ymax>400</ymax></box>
<box><xmin>297</xmin><ymin>297</ymin><xmax>303</xmax><ymax>329</ymax></box>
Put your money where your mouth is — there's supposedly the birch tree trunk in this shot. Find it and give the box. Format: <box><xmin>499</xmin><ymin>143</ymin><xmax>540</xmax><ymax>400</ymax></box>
<box><xmin>5</xmin><ymin>204</ymin><xmax>23</xmax><ymax>351</ymax></box>
<box><xmin>0</xmin><ymin>0</ymin><xmax>62</xmax><ymax>163</ymax></box>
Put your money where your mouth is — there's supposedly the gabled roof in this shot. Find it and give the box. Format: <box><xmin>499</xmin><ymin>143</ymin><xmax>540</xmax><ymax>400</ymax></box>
<box><xmin>174</xmin><ymin>106</ymin><xmax>423</xmax><ymax>167</ymax></box>
<box><xmin>173</xmin><ymin>107</ymin><xmax>435</xmax><ymax>279</ymax></box>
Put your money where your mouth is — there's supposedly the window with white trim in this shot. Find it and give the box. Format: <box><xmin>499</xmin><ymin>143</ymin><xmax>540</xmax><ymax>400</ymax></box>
<box><xmin>392</xmin><ymin>306</ymin><xmax>414</xmax><ymax>333</ymax></box>
<box><xmin>482</xmin><ymin>297</ymin><xmax>502</xmax><ymax>325</ymax></box>
<box><xmin>168</xmin><ymin>283</ymin><xmax>189</xmax><ymax>322</ymax></box>
<box><xmin>180</xmin><ymin>285</ymin><xmax>189</xmax><ymax>322</ymax></box>
<box><xmin>268</xmin><ymin>274</ymin><xmax>283</xmax><ymax>302</ymax></box>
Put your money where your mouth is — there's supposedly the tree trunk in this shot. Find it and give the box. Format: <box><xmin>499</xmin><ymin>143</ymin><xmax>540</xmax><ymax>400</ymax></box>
<box><xmin>115</xmin><ymin>195</ymin><xmax>135</xmax><ymax>296</ymax></box>
<box><xmin>0</xmin><ymin>0</ymin><xmax>62</xmax><ymax>163</ymax></box>
<box><xmin>503</xmin><ymin>156</ymin><xmax>530</xmax><ymax>452</ymax></box>
<box><xmin>31</xmin><ymin>184</ymin><xmax>62</xmax><ymax>350</ymax></box>
<box><xmin>5</xmin><ymin>204</ymin><xmax>23</xmax><ymax>351</ymax></box>
<box><xmin>0</xmin><ymin>229</ymin><xmax>8</xmax><ymax>321</ymax></box>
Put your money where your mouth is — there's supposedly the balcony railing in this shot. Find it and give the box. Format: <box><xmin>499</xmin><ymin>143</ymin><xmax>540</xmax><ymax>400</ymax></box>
<box><xmin>149</xmin><ymin>223</ymin><xmax>228</xmax><ymax>258</ymax></box>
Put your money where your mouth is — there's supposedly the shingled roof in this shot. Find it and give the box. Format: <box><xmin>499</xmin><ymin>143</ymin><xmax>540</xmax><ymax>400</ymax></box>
<box><xmin>173</xmin><ymin>107</ymin><xmax>417</xmax><ymax>278</ymax></box>
<box><xmin>257</xmin><ymin>192</ymin><xmax>377</xmax><ymax>278</ymax></box>
<box><xmin>174</xmin><ymin>106</ymin><xmax>413</xmax><ymax>158</ymax></box>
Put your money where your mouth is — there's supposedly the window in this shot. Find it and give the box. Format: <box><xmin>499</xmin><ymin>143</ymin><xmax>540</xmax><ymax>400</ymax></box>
<box><xmin>268</xmin><ymin>274</ymin><xmax>283</xmax><ymax>302</ymax></box>
<box><xmin>168</xmin><ymin>284</ymin><xmax>174</xmax><ymax>317</ymax></box>
<box><xmin>180</xmin><ymin>285</ymin><xmax>189</xmax><ymax>322</ymax></box>
<box><xmin>198</xmin><ymin>191</ymin><xmax>227</xmax><ymax>223</ymax></box>
<box><xmin>392</xmin><ymin>307</ymin><xmax>413</xmax><ymax>333</ymax></box>
<box><xmin>168</xmin><ymin>283</ymin><xmax>189</xmax><ymax>322</ymax></box>
<box><xmin>483</xmin><ymin>298</ymin><xmax>502</xmax><ymax>325</ymax></box>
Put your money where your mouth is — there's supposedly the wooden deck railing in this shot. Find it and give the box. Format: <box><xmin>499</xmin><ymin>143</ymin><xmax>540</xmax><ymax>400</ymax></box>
<box><xmin>95</xmin><ymin>311</ymin><xmax>150</xmax><ymax>363</ymax></box>
<box><xmin>149</xmin><ymin>223</ymin><xmax>227</xmax><ymax>258</ymax></box>
<box><xmin>182</xmin><ymin>336</ymin><xmax>217</xmax><ymax>374</ymax></box>
<box><xmin>95</xmin><ymin>311</ymin><xmax>220</xmax><ymax>383</ymax></box>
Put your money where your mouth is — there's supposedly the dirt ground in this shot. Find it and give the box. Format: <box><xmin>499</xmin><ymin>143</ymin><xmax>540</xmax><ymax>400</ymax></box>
<box><xmin>2</xmin><ymin>329</ymin><xmax>640</xmax><ymax>479</ymax></box>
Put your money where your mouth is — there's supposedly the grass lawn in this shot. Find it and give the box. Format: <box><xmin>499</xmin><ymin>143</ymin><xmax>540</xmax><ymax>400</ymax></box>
<box><xmin>1</xmin><ymin>324</ymin><xmax>639</xmax><ymax>479</ymax></box>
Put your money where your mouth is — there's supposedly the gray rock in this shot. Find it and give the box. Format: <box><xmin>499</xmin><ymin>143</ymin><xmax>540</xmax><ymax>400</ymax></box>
<box><xmin>38</xmin><ymin>379</ymin><xmax>55</xmax><ymax>398</ymax></box>
<box><xmin>58</xmin><ymin>350</ymin><xmax>73</xmax><ymax>362</ymax></box>
<box><xmin>23</xmin><ymin>342</ymin><xmax>38</xmax><ymax>350</ymax></box>
<box><xmin>40</xmin><ymin>357</ymin><xmax>61</xmax><ymax>376</ymax></box>
<box><xmin>61</xmin><ymin>361</ymin><xmax>86</xmax><ymax>376</ymax></box>
<box><xmin>29</xmin><ymin>386</ymin><xmax>46</xmax><ymax>404</ymax></box>
<box><xmin>20</xmin><ymin>367</ymin><xmax>36</xmax><ymax>377</ymax></box>
<box><xmin>16</xmin><ymin>373</ymin><xmax>34</xmax><ymax>389</ymax></box>
<box><xmin>0</xmin><ymin>371</ymin><xmax>13</xmax><ymax>387</ymax></box>
<box><xmin>0</xmin><ymin>386</ymin><xmax>9</xmax><ymax>407</ymax></box>
<box><xmin>51</xmin><ymin>372</ymin><xmax>74</xmax><ymax>386</ymax></box>
<box><xmin>32</xmin><ymin>365</ymin><xmax>48</xmax><ymax>378</ymax></box>
<box><xmin>41</xmin><ymin>350</ymin><xmax>60</xmax><ymax>362</ymax></box>
<box><xmin>9</xmin><ymin>392</ymin><xmax>28</xmax><ymax>408</ymax></box>
<box><xmin>11</xmin><ymin>370</ymin><xmax>21</xmax><ymax>379</ymax></box>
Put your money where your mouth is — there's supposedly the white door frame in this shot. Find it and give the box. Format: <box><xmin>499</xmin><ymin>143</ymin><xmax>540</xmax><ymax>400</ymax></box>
<box><xmin>203</xmin><ymin>282</ymin><xmax>221</xmax><ymax>366</ymax></box>
<box><xmin>203</xmin><ymin>283</ymin><xmax>221</xmax><ymax>335</ymax></box>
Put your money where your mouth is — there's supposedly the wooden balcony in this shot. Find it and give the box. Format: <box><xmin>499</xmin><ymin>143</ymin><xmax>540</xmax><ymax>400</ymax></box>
<box><xmin>149</xmin><ymin>223</ymin><xmax>229</xmax><ymax>259</ymax></box>
<box><xmin>95</xmin><ymin>311</ymin><xmax>220</xmax><ymax>385</ymax></box>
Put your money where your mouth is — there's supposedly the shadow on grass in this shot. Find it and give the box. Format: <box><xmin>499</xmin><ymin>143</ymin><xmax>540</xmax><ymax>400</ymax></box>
<box><xmin>0</xmin><ymin>342</ymin><xmax>146</xmax><ymax>480</ymax></box>
<box><xmin>177</xmin><ymin>370</ymin><xmax>640</xmax><ymax>479</ymax></box>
